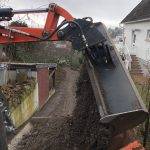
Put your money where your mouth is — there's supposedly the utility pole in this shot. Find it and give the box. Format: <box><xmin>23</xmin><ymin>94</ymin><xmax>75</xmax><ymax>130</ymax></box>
<box><xmin>0</xmin><ymin>107</ymin><xmax>8</xmax><ymax>150</ymax></box>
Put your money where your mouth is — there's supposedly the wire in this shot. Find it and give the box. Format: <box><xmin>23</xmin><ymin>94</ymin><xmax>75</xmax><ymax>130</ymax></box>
<box><xmin>36</xmin><ymin>3</ymin><xmax>49</xmax><ymax>9</ymax></box>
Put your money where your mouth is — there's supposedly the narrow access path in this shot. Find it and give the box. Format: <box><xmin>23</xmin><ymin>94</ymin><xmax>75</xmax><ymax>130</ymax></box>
<box><xmin>36</xmin><ymin>67</ymin><xmax>79</xmax><ymax>118</ymax></box>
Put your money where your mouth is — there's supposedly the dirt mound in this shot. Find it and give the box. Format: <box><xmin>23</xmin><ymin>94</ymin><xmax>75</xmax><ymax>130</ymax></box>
<box><xmin>17</xmin><ymin>66</ymin><xmax>112</xmax><ymax>150</ymax></box>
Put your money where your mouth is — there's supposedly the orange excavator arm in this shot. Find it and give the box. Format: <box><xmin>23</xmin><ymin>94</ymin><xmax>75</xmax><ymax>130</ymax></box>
<box><xmin>0</xmin><ymin>3</ymin><xmax>74</xmax><ymax>44</ymax></box>
<box><xmin>121</xmin><ymin>140</ymin><xmax>145</xmax><ymax>150</ymax></box>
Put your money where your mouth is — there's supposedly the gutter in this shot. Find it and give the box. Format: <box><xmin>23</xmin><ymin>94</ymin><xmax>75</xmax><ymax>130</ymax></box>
<box><xmin>121</xmin><ymin>18</ymin><xmax>150</xmax><ymax>24</ymax></box>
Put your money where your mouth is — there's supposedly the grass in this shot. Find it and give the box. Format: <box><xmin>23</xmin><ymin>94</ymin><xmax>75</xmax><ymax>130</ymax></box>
<box><xmin>132</xmin><ymin>75</ymin><xmax>150</xmax><ymax>149</ymax></box>
<box><xmin>136</xmin><ymin>83</ymin><xmax>149</xmax><ymax>108</ymax></box>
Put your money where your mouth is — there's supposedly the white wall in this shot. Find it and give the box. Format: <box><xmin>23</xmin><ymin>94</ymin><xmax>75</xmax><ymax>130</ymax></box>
<box><xmin>124</xmin><ymin>21</ymin><xmax>150</xmax><ymax>61</ymax></box>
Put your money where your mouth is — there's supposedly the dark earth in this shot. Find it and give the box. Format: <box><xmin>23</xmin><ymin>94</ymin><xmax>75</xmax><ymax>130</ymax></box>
<box><xmin>16</xmin><ymin>66</ymin><xmax>113</xmax><ymax>150</ymax></box>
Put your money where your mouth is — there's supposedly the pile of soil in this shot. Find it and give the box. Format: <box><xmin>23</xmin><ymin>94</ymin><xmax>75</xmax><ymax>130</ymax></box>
<box><xmin>17</xmin><ymin>66</ymin><xmax>112</xmax><ymax>150</ymax></box>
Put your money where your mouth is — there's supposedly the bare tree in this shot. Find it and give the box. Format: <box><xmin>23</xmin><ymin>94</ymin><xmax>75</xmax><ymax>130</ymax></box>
<box><xmin>0</xmin><ymin>0</ymin><xmax>9</xmax><ymax>8</ymax></box>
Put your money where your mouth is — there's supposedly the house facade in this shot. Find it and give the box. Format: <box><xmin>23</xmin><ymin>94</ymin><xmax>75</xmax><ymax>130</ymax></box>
<box><xmin>121</xmin><ymin>0</ymin><xmax>150</xmax><ymax>62</ymax></box>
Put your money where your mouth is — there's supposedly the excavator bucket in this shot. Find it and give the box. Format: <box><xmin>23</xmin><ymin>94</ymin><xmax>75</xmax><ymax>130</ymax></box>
<box><xmin>58</xmin><ymin>19</ymin><xmax>149</xmax><ymax>134</ymax></box>
<box><xmin>85</xmin><ymin>22</ymin><xmax>148</xmax><ymax>134</ymax></box>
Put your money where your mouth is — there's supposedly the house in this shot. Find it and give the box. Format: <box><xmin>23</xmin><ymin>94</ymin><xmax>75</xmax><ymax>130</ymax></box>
<box><xmin>121</xmin><ymin>0</ymin><xmax>150</xmax><ymax>62</ymax></box>
<box><xmin>0</xmin><ymin>63</ymin><xmax>56</xmax><ymax>128</ymax></box>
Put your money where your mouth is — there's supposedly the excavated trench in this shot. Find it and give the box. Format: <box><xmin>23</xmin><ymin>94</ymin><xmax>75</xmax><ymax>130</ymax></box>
<box><xmin>16</xmin><ymin>66</ymin><xmax>112</xmax><ymax>150</ymax></box>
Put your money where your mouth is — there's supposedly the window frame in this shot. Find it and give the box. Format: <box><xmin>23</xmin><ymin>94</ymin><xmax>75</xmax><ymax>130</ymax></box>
<box><xmin>146</xmin><ymin>30</ymin><xmax>150</xmax><ymax>40</ymax></box>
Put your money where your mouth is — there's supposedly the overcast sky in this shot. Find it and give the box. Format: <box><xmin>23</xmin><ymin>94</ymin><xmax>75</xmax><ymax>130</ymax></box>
<box><xmin>5</xmin><ymin>0</ymin><xmax>142</xmax><ymax>27</ymax></box>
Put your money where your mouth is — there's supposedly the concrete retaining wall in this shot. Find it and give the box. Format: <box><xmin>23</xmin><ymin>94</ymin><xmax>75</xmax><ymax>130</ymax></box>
<box><xmin>10</xmin><ymin>84</ymin><xmax>39</xmax><ymax>128</ymax></box>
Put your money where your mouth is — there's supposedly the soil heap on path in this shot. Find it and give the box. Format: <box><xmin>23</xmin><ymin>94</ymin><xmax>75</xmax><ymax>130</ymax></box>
<box><xmin>17</xmin><ymin>66</ymin><xmax>112</xmax><ymax>150</ymax></box>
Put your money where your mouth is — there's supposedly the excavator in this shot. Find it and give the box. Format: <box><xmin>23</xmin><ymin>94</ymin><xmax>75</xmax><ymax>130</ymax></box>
<box><xmin>0</xmin><ymin>3</ymin><xmax>149</xmax><ymax>150</ymax></box>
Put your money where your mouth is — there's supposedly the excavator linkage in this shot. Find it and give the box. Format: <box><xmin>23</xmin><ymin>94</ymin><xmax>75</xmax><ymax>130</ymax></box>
<box><xmin>59</xmin><ymin>20</ymin><xmax>149</xmax><ymax>134</ymax></box>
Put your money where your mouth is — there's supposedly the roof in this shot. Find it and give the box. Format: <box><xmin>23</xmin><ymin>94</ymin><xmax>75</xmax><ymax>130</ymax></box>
<box><xmin>121</xmin><ymin>0</ymin><xmax>150</xmax><ymax>23</ymax></box>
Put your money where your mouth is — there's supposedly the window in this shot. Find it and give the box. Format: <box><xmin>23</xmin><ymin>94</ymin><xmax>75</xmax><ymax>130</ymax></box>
<box><xmin>133</xmin><ymin>33</ymin><xmax>136</xmax><ymax>44</ymax></box>
<box><xmin>132</xmin><ymin>31</ymin><xmax>137</xmax><ymax>44</ymax></box>
<box><xmin>146</xmin><ymin>30</ymin><xmax>150</xmax><ymax>39</ymax></box>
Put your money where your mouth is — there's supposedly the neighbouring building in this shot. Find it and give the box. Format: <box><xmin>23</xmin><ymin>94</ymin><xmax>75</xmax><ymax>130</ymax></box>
<box><xmin>0</xmin><ymin>63</ymin><xmax>56</xmax><ymax>128</ymax></box>
<box><xmin>121</xmin><ymin>0</ymin><xmax>150</xmax><ymax>62</ymax></box>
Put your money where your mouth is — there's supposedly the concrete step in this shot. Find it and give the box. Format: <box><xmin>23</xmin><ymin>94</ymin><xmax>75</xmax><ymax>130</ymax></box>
<box><xmin>131</xmin><ymin>64</ymin><xmax>141</xmax><ymax>67</ymax></box>
<box><xmin>131</xmin><ymin>59</ymin><xmax>140</xmax><ymax>62</ymax></box>
<box><xmin>130</xmin><ymin>70</ymin><xmax>143</xmax><ymax>74</ymax></box>
<box><xmin>131</xmin><ymin>55</ymin><xmax>137</xmax><ymax>58</ymax></box>
<box><xmin>130</xmin><ymin>55</ymin><xmax>142</xmax><ymax>72</ymax></box>
<box><xmin>131</xmin><ymin>66</ymin><xmax>141</xmax><ymax>70</ymax></box>
<box><xmin>130</xmin><ymin>55</ymin><xmax>144</xmax><ymax>76</ymax></box>
<box><xmin>130</xmin><ymin>69</ymin><xmax>142</xmax><ymax>72</ymax></box>
<box><xmin>130</xmin><ymin>72</ymin><xmax>143</xmax><ymax>75</ymax></box>
<box><xmin>131</xmin><ymin>55</ymin><xmax>139</xmax><ymax>61</ymax></box>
